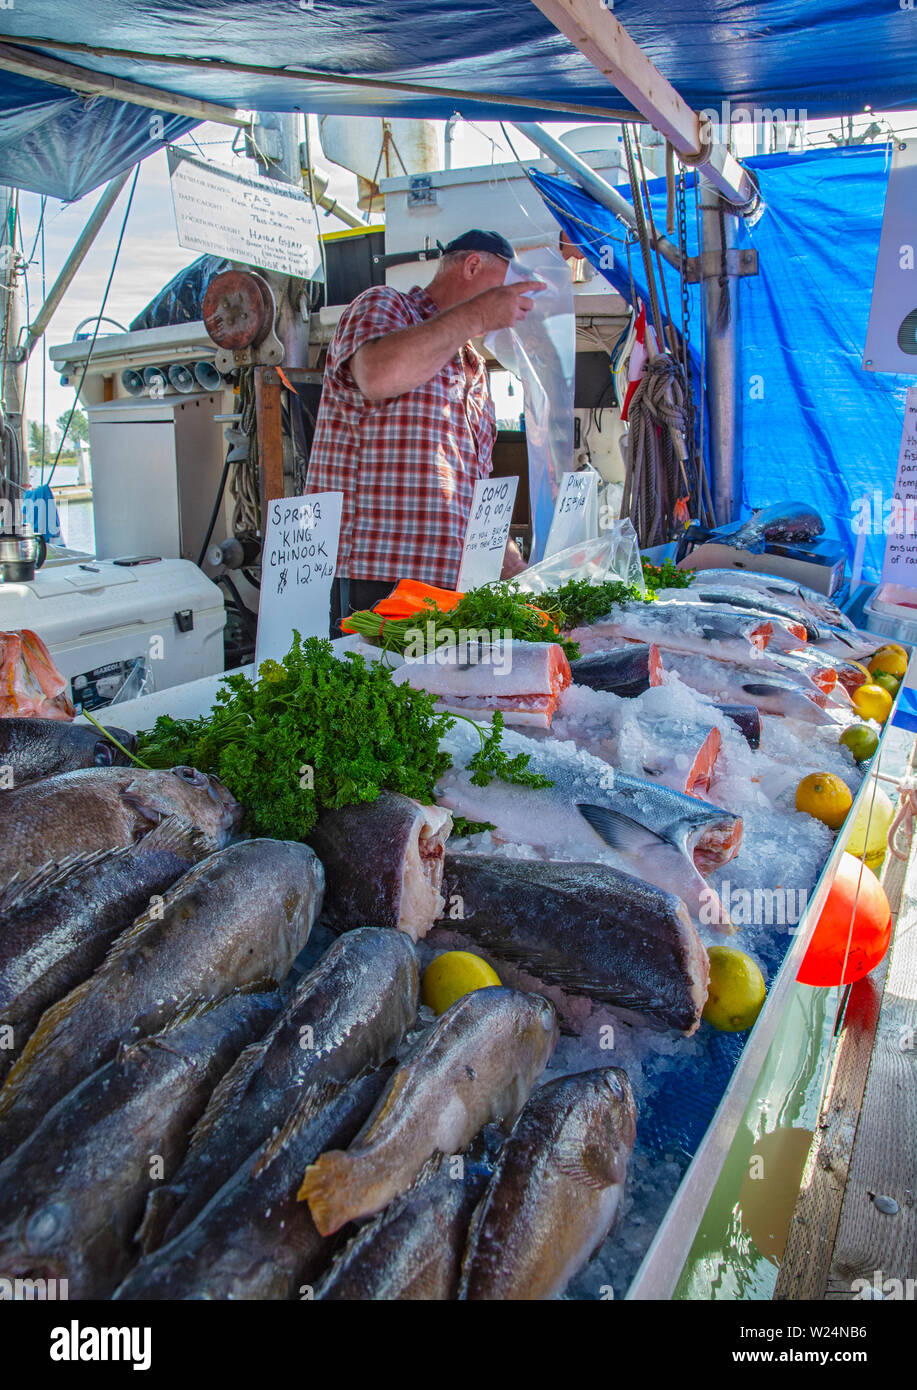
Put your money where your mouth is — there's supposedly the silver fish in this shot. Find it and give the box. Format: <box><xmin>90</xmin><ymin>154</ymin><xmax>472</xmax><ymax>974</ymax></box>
<box><xmin>720</xmin><ymin>502</ymin><xmax>825</xmax><ymax>554</ymax></box>
<box><xmin>436</xmin><ymin>721</ymin><xmax>742</xmax><ymax>926</ymax></box>
<box><xmin>675</xmin><ymin>567</ymin><xmax>853</xmax><ymax>631</ymax></box>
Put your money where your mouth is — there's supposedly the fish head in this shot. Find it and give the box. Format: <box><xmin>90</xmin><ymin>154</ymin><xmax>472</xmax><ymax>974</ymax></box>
<box><xmin>121</xmin><ymin>767</ymin><xmax>243</xmax><ymax>841</ymax></box>
<box><xmin>0</xmin><ymin>1200</ymin><xmax>73</xmax><ymax>1284</ymax></box>
<box><xmin>522</xmin><ymin>990</ymin><xmax>560</xmax><ymax>1064</ymax></box>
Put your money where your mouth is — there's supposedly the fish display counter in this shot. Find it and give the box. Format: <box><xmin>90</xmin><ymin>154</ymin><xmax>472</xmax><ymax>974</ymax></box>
<box><xmin>0</xmin><ymin>568</ymin><xmax>910</xmax><ymax>1301</ymax></box>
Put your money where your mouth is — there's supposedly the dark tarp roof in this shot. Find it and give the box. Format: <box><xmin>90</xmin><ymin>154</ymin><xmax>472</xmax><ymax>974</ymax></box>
<box><xmin>1</xmin><ymin>0</ymin><xmax>916</xmax><ymax>199</ymax></box>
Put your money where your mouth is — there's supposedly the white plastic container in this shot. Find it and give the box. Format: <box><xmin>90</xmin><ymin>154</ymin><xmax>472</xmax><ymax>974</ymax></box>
<box><xmin>0</xmin><ymin>557</ymin><xmax>225</xmax><ymax>711</ymax></box>
<box><xmin>864</xmin><ymin>581</ymin><xmax>917</xmax><ymax>643</ymax></box>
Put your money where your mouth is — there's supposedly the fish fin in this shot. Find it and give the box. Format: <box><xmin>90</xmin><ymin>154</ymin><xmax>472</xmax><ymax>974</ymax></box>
<box><xmin>137</xmin><ymin>1186</ymin><xmax>183</xmax><ymax>1255</ymax></box>
<box><xmin>0</xmin><ymin>972</ymin><xmax>95</xmax><ymax>1115</ymax></box>
<box><xmin>577</xmin><ymin>803</ymin><xmax>664</xmax><ymax>853</ymax></box>
<box><xmin>179</xmin><ymin>1033</ymin><xmax>273</xmax><ymax>1162</ymax></box>
<box><xmin>0</xmin><ymin>850</ymin><xmax>115</xmax><ymax>918</ymax></box>
<box><xmin>297</xmin><ymin>1149</ymin><xmax>356</xmax><ymax>1234</ymax></box>
<box><xmin>251</xmin><ymin>1077</ymin><xmax>350</xmax><ymax>1178</ymax></box>
<box><xmin>358</xmin><ymin>1067</ymin><xmax>411</xmax><ymax>1144</ymax></box>
<box><xmin>135</xmin><ymin>815</ymin><xmax>209</xmax><ymax>860</ymax></box>
<box><xmin>552</xmin><ymin>1142</ymin><xmax>618</xmax><ymax>1191</ymax></box>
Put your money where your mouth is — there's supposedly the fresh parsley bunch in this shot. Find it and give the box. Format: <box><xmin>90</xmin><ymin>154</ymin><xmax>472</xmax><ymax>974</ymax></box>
<box><xmin>137</xmin><ymin>634</ymin><xmax>454</xmax><ymax>840</ymax></box>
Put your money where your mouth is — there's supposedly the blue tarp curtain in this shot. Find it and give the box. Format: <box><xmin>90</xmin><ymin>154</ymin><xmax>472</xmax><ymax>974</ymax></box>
<box><xmin>0</xmin><ymin>0</ymin><xmax>915</xmax><ymax>199</ymax></box>
<box><xmin>532</xmin><ymin>147</ymin><xmax>912</xmax><ymax>582</ymax></box>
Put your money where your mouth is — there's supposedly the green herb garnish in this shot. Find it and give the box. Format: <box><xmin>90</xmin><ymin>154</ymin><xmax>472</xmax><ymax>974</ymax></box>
<box><xmin>450</xmin><ymin>816</ymin><xmax>498</xmax><ymax>837</ymax></box>
<box><xmin>466</xmin><ymin>711</ymin><xmax>554</xmax><ymax>790</ymax></box>
<box><xmin>642</xmin><ymin>557</ymin><xmax>692</xmax><ymax>591</ymax></box>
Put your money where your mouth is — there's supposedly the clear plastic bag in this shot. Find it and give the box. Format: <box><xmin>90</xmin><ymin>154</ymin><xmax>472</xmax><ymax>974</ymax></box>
<box><xmin>518</xmin><ymin>519</ymin><xmax>645</xmax><ymax>595</ymax></box>
<box><xmin>484</xmin><ymin>247</ymin><xmax>576</xmax><ymax>564</ymax></box>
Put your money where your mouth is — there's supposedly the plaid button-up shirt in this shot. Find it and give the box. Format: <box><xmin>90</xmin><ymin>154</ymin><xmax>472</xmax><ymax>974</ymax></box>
<box><xmin>307</xmin><ymin>283</ymin><xmax>496</xmax><ymax>586</ymax></box>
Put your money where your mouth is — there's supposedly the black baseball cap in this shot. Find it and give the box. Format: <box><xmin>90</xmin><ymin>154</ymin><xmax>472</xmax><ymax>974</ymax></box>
<box><xmin>438</xmin><ymin>229</ymin><xmax>516</xmax><ymax>262</ymax></box>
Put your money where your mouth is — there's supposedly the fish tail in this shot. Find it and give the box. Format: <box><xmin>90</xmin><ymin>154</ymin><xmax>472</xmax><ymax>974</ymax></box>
<box><xmin>297</xmin><ymin>1149</ymin><xmax>377</xmax><ymax>1236</ymax></box>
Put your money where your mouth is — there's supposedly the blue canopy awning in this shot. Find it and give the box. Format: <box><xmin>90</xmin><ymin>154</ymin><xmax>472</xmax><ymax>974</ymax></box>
<box><xmin>0</xmin><ymin>0</ymin><xmax>915</xmax><ymax>200</ymax></box>
<box><xmin>532</xmin><ymin>146</ymin><xmax>913</xmax><ymax>582</ymax></box>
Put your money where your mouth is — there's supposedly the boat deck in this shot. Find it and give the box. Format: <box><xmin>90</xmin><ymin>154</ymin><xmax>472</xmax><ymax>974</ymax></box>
<box><xmin>776</xmin><ymin>738</ymin><xmax>917</xmax><ymax>1301</ymax></box>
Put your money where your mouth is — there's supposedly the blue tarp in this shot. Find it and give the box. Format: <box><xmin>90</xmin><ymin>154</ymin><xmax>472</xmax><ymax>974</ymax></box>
<box><xmin>0</xmin><ymin>1</ymin><xmax>915</xmax><ymax>199</ymax></box>
<box><xmin>532</xmin><ymin>147</ymin><xmax>913</xmax><ymax>582</ymax></box>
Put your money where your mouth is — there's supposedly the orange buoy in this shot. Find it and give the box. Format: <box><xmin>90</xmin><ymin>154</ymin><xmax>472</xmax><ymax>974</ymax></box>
<box><xmin>797</xmin><ymin>851</ymin><xmax>891</xmax><ymax>987</ymax></box>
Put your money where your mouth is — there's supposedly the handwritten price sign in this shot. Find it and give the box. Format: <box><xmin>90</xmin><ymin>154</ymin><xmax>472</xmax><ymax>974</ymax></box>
<box><xmin>457</xmin><ymin>476</ymin><xmax>519</xmax><ymax>591</ymax></box>
<box><xmin>881</xmin><ymin>387</ymin><xmax>917</xmax><ymax>589</ymax></box>
<box><xmin>255</xmin><ymin>492</ymin><xmax>342</xmax><ymax>668</ymax></box>
<box><xmin>543</xmin><ymin>469</ymin><xmax>599</xmax><ymax>559</ymax></box>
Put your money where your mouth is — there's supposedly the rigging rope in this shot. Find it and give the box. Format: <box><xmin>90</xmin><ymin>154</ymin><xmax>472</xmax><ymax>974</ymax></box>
<box><xmin>621</xmin><ymin>353</ymin><xmax>688</xmax><ymax>548</ymax></box>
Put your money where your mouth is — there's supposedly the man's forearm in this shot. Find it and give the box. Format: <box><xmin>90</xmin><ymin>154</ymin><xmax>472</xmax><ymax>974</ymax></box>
<box><xmin>350</xmin><ymin>300</ymin><xmax>482</xmax><ymax>400</ymax></box>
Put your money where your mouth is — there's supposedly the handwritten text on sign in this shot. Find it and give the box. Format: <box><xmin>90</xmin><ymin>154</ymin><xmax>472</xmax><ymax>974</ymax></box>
<box><xmin>256</xmin><ymin>492</ymin><xmax>342</xmax><ymax>668</ymax></box>
<box><xmin>457</xmin><ymin>476</ymin><xmax>519</xmax><ymax>591</ymax></box>
<box><xmin>168</xmin><ymin>149</ymin><xmax>315</xmax><ymax>279</ymax></box>
<box><xmin>543</xmin><ymin>469</ymin><xmax>599</xmax><ymax>559</ymax></box>
<box><xmin>880</xmin><ymin>387</ymin><xmax>917</xmax><ymax>588</ymax></box>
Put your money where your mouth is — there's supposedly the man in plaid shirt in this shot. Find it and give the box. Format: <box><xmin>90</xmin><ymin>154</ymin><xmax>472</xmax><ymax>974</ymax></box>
<box><xmin>307</xmin><ymin>229</ymin><xmax>541</xmax><ymax>633</ymax></box>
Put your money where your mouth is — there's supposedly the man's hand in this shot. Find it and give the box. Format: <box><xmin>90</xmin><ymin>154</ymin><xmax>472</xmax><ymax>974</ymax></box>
<box><xmin>466</xmin><ymin>280</ymin><xmax>545</xmax><ymax>337</ymax></box>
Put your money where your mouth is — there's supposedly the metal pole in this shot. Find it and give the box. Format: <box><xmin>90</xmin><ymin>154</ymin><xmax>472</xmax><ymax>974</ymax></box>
<box><xmin>1</xmin><ymin>188</ymin><xmax>28</xmax><ymax>491</ymax></box>
<box><xmin>15</xmin><ymin>170</ymin><xmax>132</xmax><ymax>363</ymax></box>
<box><xmin>699</xmin><ymin>177</ymin><xmax>742</xmax><ymax>526</ymax></box>
<box><xmin>513</xmin><ymin>121</ymin><xmax>682</xmax><ymax>270</ymax></box>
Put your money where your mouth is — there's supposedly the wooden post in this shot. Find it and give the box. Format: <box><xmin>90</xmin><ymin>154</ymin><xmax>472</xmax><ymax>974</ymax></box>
<box><xmin>254</xmin><ymin>365</ymin><xmax>285</xmax><ymax>522</ymax></box>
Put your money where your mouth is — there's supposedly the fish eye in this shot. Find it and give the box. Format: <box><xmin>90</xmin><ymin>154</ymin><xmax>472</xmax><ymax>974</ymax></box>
<box><xmin>172</xmin><ymin>766</ymin><xmax>202</xmax><ymax>785</ymax></box>
<box><xmin>26</xmin><ymin>1204</ymin><xmax>65</xmax><ymax>1249</ymax></box>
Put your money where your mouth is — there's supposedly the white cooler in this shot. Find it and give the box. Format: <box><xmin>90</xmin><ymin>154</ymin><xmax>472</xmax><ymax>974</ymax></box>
<box><xmin>0</xmin><ymin>557</ymin><xmax>225</xmax><ymax>712</ymax></box>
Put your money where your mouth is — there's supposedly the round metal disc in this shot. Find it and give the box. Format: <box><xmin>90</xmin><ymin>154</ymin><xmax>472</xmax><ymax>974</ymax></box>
<box><xmin>202</xmin><ymin>271</ymin><xmax>271</xmax><ymax>350</ymax></box>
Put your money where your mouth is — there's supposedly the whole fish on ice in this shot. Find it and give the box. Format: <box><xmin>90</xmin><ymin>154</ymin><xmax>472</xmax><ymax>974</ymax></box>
<box><xmin>675</xmin><ymin>566</ymin><xmax>853</xmax><ymax>631</ymax></box>
<box><xmin>436</xmin><ymin>720</ymin><xmax>742</xmax><ymax>924</ymax></box>
<box><xmin>656</xmin><ymin>586</ymin><xmax>873</xmax><ymax>660</ymax></box>
<box><xmin>0</xmin><ymin>765</ymin><xmax>241</xmax><ymax>883</ymax></box>
<box><xmin>0</xmin><ymin>715</ymin><xmax>136</xmax><ymax>786</ymax></box>
<box><xmin>0</xmin><ymin>818</ymin><xmax>208</xmax><ymax>1081</ymax></box>
<box><xmin>298</xmin><ymin>986</ymin><xmax>558</xmax><ymax>1235</ymax></box>
<box><xmin>438</xmin><ymin>853</ymin><xmax>711</xmax><ymax>1029</ymax></box>
<box><xmin>116</xmin><ymin>1066</ymin><xmax>393</xmax><ymax>1301</ymax></box>
<box><xmin>459</xmin><ymin>1068</ymin><xmax>637</xmax><ymax>1301</ymax></box>
<box><xmin>0</xmin><ymin>989</ymin><xmax>280</xmax><ymax>1299</ymax></box>
<box><xmin>569</xmin><ymin>598</ymin><xmax>777</xmax><ymax>665</ymax></box>
<box><xmin>314</xmin><ymin>1153</ymin><xmax>490</xmax><ymax>1300</ymax></box>
<box><xmin>308</xmin><ymin>792</ymin><xmax>451</xmax><ymax>940</ymax></box>
<box><xmin>0</xmin><ymin>838</ymin><xmax>323</xmax><ymax>1160</ymax></box>
<box><xmin>139</xmin><ymin>927</ymin><xmax>419</xmax><ymax>1252</ymax></box>
<box><xmin>653</xmin><ymin>650</ymin><xmax>838</xmax><ymax>724</ymax></box>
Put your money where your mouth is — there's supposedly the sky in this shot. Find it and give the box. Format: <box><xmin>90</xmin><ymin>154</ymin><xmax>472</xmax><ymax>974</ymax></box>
<box><xmin>12</xmin><ymin>107</ymin><xmax>911</xmax><ymax>442</ymax></box>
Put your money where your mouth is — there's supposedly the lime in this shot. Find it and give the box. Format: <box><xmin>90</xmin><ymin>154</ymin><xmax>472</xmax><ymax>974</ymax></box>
<box><xmin>840</xmin><ymin>724</ymin><xmax>879</xmax><ymax>763</ymax></box>
<box><xmin>871</xmin><ymin>672</ymin><xmax>900</xmax><ymax>698</ymax></box>
<box><xmin>868</xmin><ymin>646</ymin><xmax>908</xmax><ymax>679</ymax></box>
<box><xmin>795</xmin><ymin>771</ymin><xmax>853</xmax><ymax>830</ymax></box>
<box><xmin>421</xmin><ymin>951</ymin><xmax>501</xmax><ymax>1015</ymax></box>
<box><xmin>703</xmin><ymin>946</ymin><xmax>767</xmax><ymax>1032</ymax></box>
<box><xmin>852</xmin><ymin>682</ymin><xmax>894</xmax><ymax>725</ymax></box>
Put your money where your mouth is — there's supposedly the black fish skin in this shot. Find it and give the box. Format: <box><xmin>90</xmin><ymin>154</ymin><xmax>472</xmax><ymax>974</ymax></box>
<box><xmin>459</xmin><ymin>1068</ymin><xmax>637</xmax><ymax>1301</ymax></box>
<box><xmin>0</xmin><ymin>839</ymin><xmax>323</xmax><ymax>1161</ymax></box>
<box><xmin>0</xmin><ymin>989</ymin><xmax>281</xmax><ymax>1300</ymax></box>
<box><xmin>439</xmin><ymin>853</ymin><xmax>709</xmax><ymax>1034</ymax></box>
<box><xmin>570</xmin><ymin>646</ymin><xmax>653</xmax><ymax>698</ymax></box>
<box><xmin>315</xmin><ymin>1156</ymin><xmax>490</xmax><ymax>1301</ymax></box>
<box><xmin>0</xmin><ymin>819</ymin><xmax>207</xmax><ymax>1082</ymax></box>
<box><xmin>712</xmin><ymin>703</ymin><xmax>762</xmax><ymax>749</ymax></box>
<box><xmin>0</xmin><ymin>716</ymin><xmax>136</xmax><ymax>786</ymax></box>
<box><xmin>138</xmin><ymin>927</ymin><xmax>419</xmax><ymax>1252</ymax></box>
<box><xmin>307</xmin><ymin>791</ymin><xmax>449</xmax><ymax>938</ymax></box>
<box><xmin>725</xmin><ymin>502</ymin><xmax>825</xmax><ymax>554</ymax></box>
<box><xmin>114</xmin><ymin>1066</ymin><xmax>394</xmax><ymax>1301</ymax></box>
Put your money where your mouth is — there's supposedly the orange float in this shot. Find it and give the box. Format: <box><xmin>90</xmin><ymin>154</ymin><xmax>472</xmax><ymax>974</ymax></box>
<box><xmin>797</xmin><ymin>851</ymin><xmax>891</xmax><ymax>986</ymax></box>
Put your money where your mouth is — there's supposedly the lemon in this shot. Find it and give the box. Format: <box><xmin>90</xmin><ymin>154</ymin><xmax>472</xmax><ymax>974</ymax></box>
<box><xmin>852</xmin><ymin>682</ymin><xmax>894</xmax><ymax>725</ymax></box>
<box><xmin>795</xmin><ymin>772</ymin><xmax>853</xmax><ymax>830</ymax></box>
<box><xmin>421</xmin><ymin>951</ymin><xmax>501</xmax><ymax>1015</ymax></box>
<box><xmin>840</xmin><ymin>724</ymin><xmax>879</xmax><ymax>763</ymax></box>
<box><xmin>703</xmin><ymin>946</ymin><xmax>767</xmax><ymax>1032</ymax></box>
<box><xmin>871</xmin><ymin>672</ymin><xmax>900</xmax><ymax>698</ymax></box>
<box><xmin>868</xmin><ymin>646</ymin><xmax>908</xmax><ymax>679</ymax></box>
